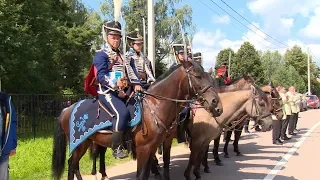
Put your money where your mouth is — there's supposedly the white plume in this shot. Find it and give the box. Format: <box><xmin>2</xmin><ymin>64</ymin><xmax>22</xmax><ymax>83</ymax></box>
<box><xmin>113</xmin><ymin>0</ymin><xmax>123</xmax><ymax>22</ymax></box>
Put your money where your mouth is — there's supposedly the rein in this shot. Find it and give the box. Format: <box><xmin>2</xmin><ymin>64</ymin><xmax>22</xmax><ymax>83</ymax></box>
<box><xmin>140</xmin><ymin>64</ymin><xmax>214</xmax><ymax>135</ymax></box>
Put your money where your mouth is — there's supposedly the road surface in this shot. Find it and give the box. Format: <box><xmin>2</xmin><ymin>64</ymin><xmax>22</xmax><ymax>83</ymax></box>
<box><xmin>81</xmin><ymin>109</ymin><xmax>320</xmax><ymax>180</ymax></box>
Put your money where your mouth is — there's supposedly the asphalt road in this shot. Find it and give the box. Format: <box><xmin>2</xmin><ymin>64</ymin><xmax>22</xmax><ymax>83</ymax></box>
<box><xmin>80</xmin><ymin>109</ymin><xmax>320</xmax><ymax>180</ymax></box>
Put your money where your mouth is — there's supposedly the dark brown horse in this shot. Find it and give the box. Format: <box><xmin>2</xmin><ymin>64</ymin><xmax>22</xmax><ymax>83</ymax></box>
<box><xmin>212</xmin><ymin>82</ymin><xmax>284</xmax><ymax>166</ymax></box>
<box><xmin>148</xmin><ymin>74</ymin><xmax>257</xmax><ymax>180</ymax></box>
<box><xmin>51</xmin><ymin>61</ymin><xmax>223</xmax><ymax>180</ymax></box>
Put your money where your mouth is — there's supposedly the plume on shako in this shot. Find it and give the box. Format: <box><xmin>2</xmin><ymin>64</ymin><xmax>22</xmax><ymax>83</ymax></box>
<box><xmin>113</xmin><ymin>0</ymin><xmax>122</xmax><ymax>22</ymax></box>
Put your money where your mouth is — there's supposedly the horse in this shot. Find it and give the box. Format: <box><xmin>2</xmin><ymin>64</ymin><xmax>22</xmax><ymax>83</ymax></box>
<box><xmin>51</xmin><ymin>60</ymin><xmax>223</xmax><ymax>180</ymax></box>
<box><xmin>143</xmin><ymin>74</ymin><xmax>257</xmax><ymax>180</ymax></box>
<box><xmin>183</xmin><ymin>81</ymin><xmax>275</xmax><ymax>180</ymax></box>
<box><xmin>212</xmin><ymin>82</ymin><xmax>284</xmax><ymax>166</ymax></box>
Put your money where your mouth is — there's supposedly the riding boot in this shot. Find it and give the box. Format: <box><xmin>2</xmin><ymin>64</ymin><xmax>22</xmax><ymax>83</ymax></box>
<box><xmin>112</xmin><ymin>131</ymin><xmax>128</xmax><ymax>159</ymax></box>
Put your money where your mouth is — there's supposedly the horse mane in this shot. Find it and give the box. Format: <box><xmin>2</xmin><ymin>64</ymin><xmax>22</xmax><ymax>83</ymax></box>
<box><xmin>224</xmin><ymin>76</ymin><xmax>242</xmax><ymax>86</ymax></box>
<box><xmin>155</xmin><ymin>64</ymin><xmax>182</xmax><ymax>83</ymax></box>
<box><xmin>151</xmin><ymin>61</ymin><xmax>204</xmax><ymax>87</ymax></box>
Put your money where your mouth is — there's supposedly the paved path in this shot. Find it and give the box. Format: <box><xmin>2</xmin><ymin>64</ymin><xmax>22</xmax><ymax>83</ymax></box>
<box><xmin>80</xmin><ymin>109</ymin><xmax>320</xmax><ymax>180</ymax></box>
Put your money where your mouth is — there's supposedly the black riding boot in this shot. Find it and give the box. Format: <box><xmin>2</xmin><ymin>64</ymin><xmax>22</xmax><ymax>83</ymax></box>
<box><xmin>112</xmin><ymin>131</ymin><xmax>128</xmax><ymax>159</ymax></box>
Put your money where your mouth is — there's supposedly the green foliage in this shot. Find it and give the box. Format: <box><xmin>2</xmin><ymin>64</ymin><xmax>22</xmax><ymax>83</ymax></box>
<box><xmin>215</xmin><ymin>48</ymin><xmax>235</xmax><ymax>68</ymax></box>
<box><xmin>232</xmin><ymin>42</ymin><xmax>265</xmax><ymax>85</ymax></box>
<box><xmin>272</xmin><ymin>65</ymin><xmax>306</xmax><ymax>92</ymax></box>
<box><xmin>0</xmin><ymin>0</ymin><xmax>101</xmax><ymax>94</ymax></box>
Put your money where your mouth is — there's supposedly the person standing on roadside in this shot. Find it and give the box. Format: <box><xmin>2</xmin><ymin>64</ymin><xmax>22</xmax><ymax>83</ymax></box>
<box><xmin>287</xmin><ymin>86</ymin><xmax>298</xmax><ymax>136</ymax></box>
<box><xmin>279</xmin><ymin>86</ymin><xmax>292</xmax><ymax>141</ymax></box>
<box><xmin>0</xmin><ymin>91</ymin><xmax>18</xmax><ymax>180</ymax></box>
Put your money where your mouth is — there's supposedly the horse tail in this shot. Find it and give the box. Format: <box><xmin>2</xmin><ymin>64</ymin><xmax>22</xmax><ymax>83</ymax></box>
<box><xmin>52</xmin><ymin>109</ymin><xmax>67</xmax><ymax>180</ymax></box>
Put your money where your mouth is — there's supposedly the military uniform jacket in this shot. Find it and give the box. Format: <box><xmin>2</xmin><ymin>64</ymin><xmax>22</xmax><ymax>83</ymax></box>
<box><xmin>125</xmin><ymin>48</ymin><xmax>155</xmax><ymax>84</ymax></box>
<box><xmin>93</xmin><ymin>44</ymin><xmax>140</xmax><ymax>89</ymax></box>
<box><xmin>286</xmin><ymin>91</ymin><xmax>299</xmax><ymax>113</ymax></box>
<box><xmin>279</xmin><ymin>92</ymin><xmax>292</xmax><ymax>118</ymax></box>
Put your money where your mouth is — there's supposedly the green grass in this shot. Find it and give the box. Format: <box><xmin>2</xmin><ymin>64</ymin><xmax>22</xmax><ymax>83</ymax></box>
<box><xmin>9</xmin><ymin>131</ymin><xmax>179</xmax><ymax>180</ymax></box>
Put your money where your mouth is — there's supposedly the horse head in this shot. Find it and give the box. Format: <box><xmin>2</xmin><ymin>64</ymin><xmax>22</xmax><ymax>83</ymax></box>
<box><xmin>247</xmin><ymin>84</ymin><xmax>273</xmax><ymax>131</ymax></box>
<box><xmin>261</xmin><ymin>81</ymin><xmax>284</xmax><ymax>121</ymax></box>
<box><xmin>180</xmin><ymin>61</ymin><xmax>223</xmax><ymax>117</ymax></box>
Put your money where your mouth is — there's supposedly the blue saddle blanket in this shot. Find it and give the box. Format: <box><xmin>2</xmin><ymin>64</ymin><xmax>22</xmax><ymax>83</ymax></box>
<box><xmin>69</xmin><ymin>96</ymin><xmax>142</xmax><ymax>154</ymax></box>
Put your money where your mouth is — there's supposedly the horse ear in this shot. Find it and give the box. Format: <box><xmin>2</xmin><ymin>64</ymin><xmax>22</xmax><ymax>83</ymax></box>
<box><xmin>207</xmin><ymin>67</ymin><xmax>213</xmax><ymax>75</ymax></box>
<box><xmin>268</xmin><ymin>81</ymin><xmax>274</xmax><ymax>87</ymax></box>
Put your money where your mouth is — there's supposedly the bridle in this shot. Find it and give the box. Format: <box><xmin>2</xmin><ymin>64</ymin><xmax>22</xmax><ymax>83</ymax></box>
<box><xmin>214</xmin><ymin>84</ymin><xmax>271</xmax><ymax>132</ymax></box>
<box><xmin>140</xmin><ymin>63</ymin><xmax>217</xmax><ymax>135</ymax></box>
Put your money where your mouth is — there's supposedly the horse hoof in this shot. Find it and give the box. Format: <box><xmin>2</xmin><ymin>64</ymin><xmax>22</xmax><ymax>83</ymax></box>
<box><xmin>91</xmin><ymin>171</ymin><xmax>97</xmax><ymax>175</ymax></box>
<box><xmin>215</xmin><ymin>161</ymin><xmax>223</xmax><ymax>166</ymax></box>
<box><xmin>101</xmin><ymin>177</ymin><xmax>109</xmax><ymax>180</ymax></box>
<box><xmin>155</xmin><ymin>174</ymin><xmax>163</xmax><ymax>180</ymax></box>
<box><xmin>195</xmin><ymin>177</ymin><xmax>202</xmax><ymax>180</ymax></box>
<box><xmin>224</xmin><ymin>154</ymin><xmax>230</xmax><ymax>158</ymax></box>
<box><xmin>236</xmin><ymin>152</ymin><xmax>243</xmax><ymax>156</ymax></box>
<box><xmin>204</xmin><ymin>167</ymin><xmax>211</xmax><ymax>173</ymax></box>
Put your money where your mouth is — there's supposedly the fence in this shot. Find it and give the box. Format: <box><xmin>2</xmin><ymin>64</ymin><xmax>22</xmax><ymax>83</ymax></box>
<box><xmin>9</xmin><ymin>94</ymin><xmax>90</xmax><ymax>138</ymax></box>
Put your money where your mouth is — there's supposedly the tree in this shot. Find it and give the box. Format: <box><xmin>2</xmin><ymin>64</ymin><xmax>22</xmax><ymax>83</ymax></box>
<box><xmin>0</xmin><ymin>0</ymin><xmax>100</xmax><ymax>94</ymax></box>
<box><xmin>273</xmin><ymin>65</ymin><xmax>306</xmax><ymax>92</ymax></box>
<box><xmin>215</xmin><ymin>48</ymin><xmax>235</xmax><ymax>68</ymax></box>
<box><xmin>99</xmin><ymin>0</ymin><xmax>195</xmax><ymax>77</ymax></box>
<box><xmin>232</xmin><ymin>42</ymin><xmax>265</xmax><ymax>85</ymax></box>
<box><xmin>260</xmin><ymin>50</ymin><xmax>283</xmax><ymax>82</ymax></box>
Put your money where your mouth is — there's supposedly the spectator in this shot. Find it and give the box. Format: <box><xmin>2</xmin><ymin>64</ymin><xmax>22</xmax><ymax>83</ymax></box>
<box><xmin>272</xmin><ymin>86</ymin><xmax>284</xmax><ymax>145</ymax></box>
<box><xmin>279</xmin><ymin>86</ymin><xmax>292</xmax><ymax>141</ymax></box>
<box><xmin>0</xmin><ymin>91</ymin><xmax>17</xmax><ymax>180</ymax></box>
<box><xmin>287</xmin><ymin>86</ymin><xmax>298</xmax><ymax>136</ymax></box>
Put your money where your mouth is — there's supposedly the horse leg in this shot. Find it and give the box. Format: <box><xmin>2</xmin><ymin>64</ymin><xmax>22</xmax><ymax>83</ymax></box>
<box><xmin>73</xmin><ymin>140</ymin><xmax>91</xmax><ymax>180</ymax></box>
<box><xmin>90</xmin><ymin>143</ymin><xmax>98</xmax><ymax>175</ymax></box>
<box><xmin>158</xmin><ymin>144</ymin><xmax>163</xmax><ymax>155</ymax></box>
<box><xmin>212</xmin><ymin>134</ymin><xmax>223</xmax><ymax>166</ymax></box>
<box><xmin>193</xmin><ymin>144</ymin><xmax>208</xmax><ymax>180</ymax></box>
<box><xmin>223</xmin><ymin>130</ymin><xmax>232</xmax><ymax>158</ymax></box>
<box><xmin>201</xmin><ymin>145</ymin><xmax>211</xmax><ymax>173</ymax></box>
<box><xmin>136</xmin><ymin>147</ymin><xmax>152</xmax><ymax>180</ymax></box>
<box><xmin>184</xmin><ymin>140</ymin><xmax>202</xmax><ymax>180</ymax></box>
<box><xmin>233</xmin><ymin>125</ymin><xmax>243</xmax><ymax>156</ymax></box>
<box><xmin>99</xmin><ymin>146</ymin><xmax>109</xmax><ymax>180</ymax></box>
<box><xmin>163</xmin><ymin>136</ymin><xmax>174</xmax><ymax>180</ymax></box>
<box><xmin>150</xmin><ymin>154</ymin><xmax>162</xmax><ymax>179</ymax></box>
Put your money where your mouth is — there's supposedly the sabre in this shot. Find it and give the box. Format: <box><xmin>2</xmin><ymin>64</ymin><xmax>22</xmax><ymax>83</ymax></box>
<box><xmin>113</xmin><ymin>0</ymin><xmax>125</xmax><ymax>55</ymax></box>
<box><xmin>186</xmin><ymin>34</ymin><xmax>193</xmax><ymax>58</ymax></box>
<box><xmin>177</xmin><ymin>19</ymin><xmax>187</xmax><ymax>61</ymax></box>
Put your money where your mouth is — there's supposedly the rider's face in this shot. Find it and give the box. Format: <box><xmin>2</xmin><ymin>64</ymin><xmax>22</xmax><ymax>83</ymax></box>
<box><xmin>178</xmin><ymin>52</ymin><xmax>184</xmax><ymax>61</ymax></box>
<box><xmin>133</xmin><ymin>42</ymin><xmax>143</xmax><ymax>52</ymax></box>
<box><xmin>107</xmin><ymin>34</ymin><xmax>121</xmax><ymax>49</ymax></box>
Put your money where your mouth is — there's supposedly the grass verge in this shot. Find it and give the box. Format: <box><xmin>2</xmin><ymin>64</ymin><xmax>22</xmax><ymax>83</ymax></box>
<box><xmin>9</xmin><ymin>131</ymin><xmax>179</xmax><ymax>180</ymax></box>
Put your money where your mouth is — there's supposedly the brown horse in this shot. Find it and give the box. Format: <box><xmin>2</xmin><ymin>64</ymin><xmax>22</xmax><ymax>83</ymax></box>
<box><xmin>183</xmin><ymin>82</ymin><xmax>274</xmax><ymax>180</ymax></box>
<box><xmin>146</xmin><ymin>74</ymin><xmax>257</xmax><ymax>180</ymax></box>
<box><xmin>51</xmin><ymin>61</ymin><xmax>223</xmax><ymax>180</ymax></box>
<box><xmin>212</xmin><ymin>82</ymin><xmax>284</xmax><ymax>166</ymax></box>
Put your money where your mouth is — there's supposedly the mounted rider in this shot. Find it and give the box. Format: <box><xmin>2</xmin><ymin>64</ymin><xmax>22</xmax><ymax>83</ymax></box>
<box><xmin>192</xmin><ymin>52</ymin><xmax>202</xmax><ymax>65</ymax></box>
<box><xmin>90</xmin><ymin>20</ymin><xmax>142</xmax><ymax>159</ymax></box>
<box><xmin>125</xmin><ymin>29</ymin><xmax>155</xmax><ymax>122</ymax></box>
<box><xmin>170</xmin><ymin>41</ymin><xmax>193</xmax><ymax>143</ymax></box>
<box><xmin>171</xmin><ymin>41</ymin><xmax>192</xmax><ymax>66</ymax></box>
<box><xmin>125</xmin><ymin>29</ymin><xmax>156</xmax><ymax>89</ymax></box>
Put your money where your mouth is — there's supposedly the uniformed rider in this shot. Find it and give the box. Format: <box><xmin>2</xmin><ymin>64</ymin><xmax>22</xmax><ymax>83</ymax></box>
<box><xmin>171</xmin><ymin>42</ymin><xmax>192</xmax><ymax>143</ymax></box>
<box><xmin>92</xmin><ymin>20</ymin><xmax>142</xmax><ymax>159</ymax></box>
<box><xmin>125</xmin><ymin>30</ymin><xmax>156</xmax><ymax>89</ymax></box>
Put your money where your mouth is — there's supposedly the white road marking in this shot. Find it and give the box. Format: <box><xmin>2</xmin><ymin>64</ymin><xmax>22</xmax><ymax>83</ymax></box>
<box><xmin>263</xmin><ymin>121</ymin><xmax>320</xmax><ymax>180</ymax></box>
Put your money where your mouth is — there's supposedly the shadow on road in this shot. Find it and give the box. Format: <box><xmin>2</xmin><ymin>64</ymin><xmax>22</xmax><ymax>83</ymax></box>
<box><xmin>109</xmin><ymin>140</ymin><xmax>298</xmax><ymax>180</ymax></box>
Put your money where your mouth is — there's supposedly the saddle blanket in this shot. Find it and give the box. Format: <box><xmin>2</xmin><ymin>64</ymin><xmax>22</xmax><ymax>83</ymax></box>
<box><xmin>69</xmin><ymin>96</ymin><xmax>142</xmax><ymax>154</ymax></box>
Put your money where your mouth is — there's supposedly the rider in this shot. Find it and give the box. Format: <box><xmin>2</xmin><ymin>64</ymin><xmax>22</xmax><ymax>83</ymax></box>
<box><xmin>171</xmin><ymin>42</ymin><xmax>192</xmax><ymax>143</ymax></box>
<box><xmin>92</xmin><ymin>20</ymin><xmax>142</xmax><ymax>159</ymax></box>
<box><xmin>125</xmin><ymin>29</ymin><xmax>156</xmax><ymax>120</ymax></box>
<box><xmin>192</xmin><ymin>52</ymin><xmax>202</xmax><ymax>65</ymax></box>
<box><xmin>125</xmin><ymin>29</ymin><xmax>156</xmax><ymax>89</ymax></box>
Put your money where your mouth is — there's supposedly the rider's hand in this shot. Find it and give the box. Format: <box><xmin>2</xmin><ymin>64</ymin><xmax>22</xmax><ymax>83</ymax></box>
<box><xmin>118</xmin><ymin>90</ymin><xmax>126</xmax><ymax>98</ymax></box>
<box><xmin>9</xmin><ymin>149</ymin><xmax>16</xmax><ymax>156</ymax></box>
<box><xmin>116</xmin><ymin>78</ymin><xmax>125</xmax><ymax>87</ymax></box>
<box><xmin>151</xmin><ymin>81</ymin><xmax>155</xmax><ymax>84</ymax></box>
<box><xmin>134</xmin><ymin>85</ymin><xmax>143</xmax><ymax>92</ymax></box>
